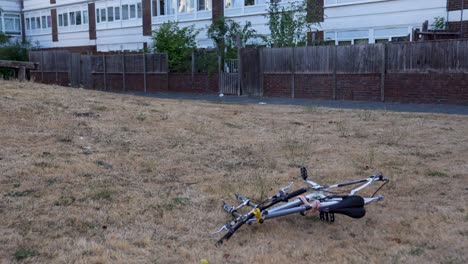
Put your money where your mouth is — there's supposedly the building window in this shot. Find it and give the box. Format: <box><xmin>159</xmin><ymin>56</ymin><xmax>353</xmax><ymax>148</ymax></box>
<box><xmin>63</xmin><ymin>13</ymin><xmax>69</xmax><ymax>26</ymax></box>
<box><xmin>3</xmin><ymin>14</ymin><xmax>21</xmax><ymax>35</ymax></box>
<box><xmin>96</xmin><ymin>9</ymin><xmax>101</xmax><ymax>23</ymax></box>
<box><xmin>130</xmin><ymin>4</ymin><xmax>136</xmax><ymax>18</ymax></box>
<box><xmin>58</xmin><ymin>14</ymin><xmax>63</xmax><ymax>26</ymax></box>
<box><xmin>122</xmin><ymin>5</ymin><xmax>129</xmax><ymax>20</ymax></box>
<box><xmin>75</xmin><ymin>11</ymin><xmax>82</xmax><ymax>25</ymax></box>
<box><xmin>26</xmin><ymin>18</ymin><xmax>30</xmax><ymax>30</ymax></box>
<box><xmin>137</xmin><ymin>2</ymin><xmax>142</xmax><ymax>18</ymax></box>
<box><xmin>69</xmin><ymin>12</ymin><xmax>76</xmax><ymax>25</ymax></box>
<box><xmin>83</xmin><ymin>11</ymin><xmax>89</xmax><ymax>24</ymax></box>
<box><xmin>101</xmin><ymin>8</ymin><xmax>107</xmax><ymax>22</ymax></box>
<box><xmin>107</xmin><ymin>7</ymin><xmax>114</xmax><ymax>22</ymax></box>
<box><xmin>115</xmin><ymin>7</ymin><xmax>121</xmax><ymax>20</ymax></box>
<box><xmin>47</xmin><ymin>16</ymin><xmax>52</xmax><ymax>27</ymax></box>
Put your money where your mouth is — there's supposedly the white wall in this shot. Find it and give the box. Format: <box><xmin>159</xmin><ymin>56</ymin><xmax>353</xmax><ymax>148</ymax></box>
<box><xmin>322</xmin><ymin>0</ymin><xmax>447</xmax><ymax>43</ymax></box>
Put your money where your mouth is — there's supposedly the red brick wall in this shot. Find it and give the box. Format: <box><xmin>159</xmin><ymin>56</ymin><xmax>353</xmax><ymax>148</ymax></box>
<box><xmin>448</xmin><ymin>0</ymin><xmax>466</xmax><ymax>11</ymax></box>
<box><xmin>295</xmin><ymin>74</ymin><xmax>333</xmax><ymax>99</ymax></box>
<box><xmin>448</xmin><ymin>21</ymin><xmax>468</xmax><ymax>38</ymax></box>
<box><xmin>37</xmin><ymin>45</ymin><xmax>97</xmax><ymax>54</ymax></box>
<box><xmin>212</xmin><ymin>0</ymin><xmax>224</xmax><ymax>22</ymax></box>
<box><xmin>88</xmin><ymin>3</ymin><xmax>97</xmax><ymax>40</ymax></box>
<box><xmin>336</xmin><ymin>74</ymin><xmax>381</xmax><ymax>101</ymax></box>
<box><xmin>51</xmin><ymin>9</ymin><xmax>58</xmax><ymax>42</ymax></box>
<box><xmin>263</xmin><ymin>74</ymin><xmax>292</xmax><ymax>97</ymax></box>
<box><xmin>142</xmin><ymin>0</ymin><xmax>152</xmax><ymax>36</ymax></box>
<box><xmin>385</xmin><ymin>73</ymin><xmax>468</xmax><ymax>105</ymax></box>
<box><xmin>168</xmin><ymin>73</ymin><xmax>219</xmax><ymax>93</ymax></box>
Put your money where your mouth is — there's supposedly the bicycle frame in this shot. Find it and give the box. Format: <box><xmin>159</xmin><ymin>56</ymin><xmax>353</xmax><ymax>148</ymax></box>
<box><xmin>213</xmin><ymin>167</ymin><xmax>389</xmax><ymax>245</ymax></box>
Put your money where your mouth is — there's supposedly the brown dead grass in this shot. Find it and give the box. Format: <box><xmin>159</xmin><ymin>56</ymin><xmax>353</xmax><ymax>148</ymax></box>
<box><xmin>0</xmin><ymin>80</ymin><xmax>467</xmax><ymax>264</ymax></box>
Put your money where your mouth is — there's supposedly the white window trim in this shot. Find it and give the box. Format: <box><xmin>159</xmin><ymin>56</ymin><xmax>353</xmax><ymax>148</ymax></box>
<box><xmin>324</xmin><ymin>0</ymin><xmax>393</xmax><ymax>8</ymax></box>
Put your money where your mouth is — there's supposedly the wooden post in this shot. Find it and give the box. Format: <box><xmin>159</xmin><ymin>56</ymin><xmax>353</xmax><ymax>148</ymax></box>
<box><xmin>41</xmin><ymin>51</ymin><xmax>44</xmax><ymax>82</ymax></box>
<box><xmin>236</xmin><ymin>34</ymin><xmax>241</xmax><ymax>96</ymax></box>
<box><xmin>54</xmin><ymin>51</ymin><xmax>58</xmax><ymax>84</ymax></box>
<box><xmin>69</xmin><ymin>52</ymin><xmax>72</xmax><ymax>86</ymax></box>
<box><xmin>18</xmin><ymin>66</ymin><xmax>26</xmax><ymax>82</ymax></box>
<box><xmin>122</xmin><ymin>54</ymin><xmax>126</xmax><ymax>92</ymax></box>
<box><xmin>103</xmin><ymin>54</ymin><xmax>107</xmax><ymax>91</ymax></box>
<box><xmin>333</xmin><ymin>45</ymin><xmax>337</xmax><ymax>100</ymax></box>
<box><xmin>218</xmin><ymin>55</ymin><xmax>222</xmax><ymax>94</ymax></box>
<box><xmin>191</xmin><ymin>52</ymin><xmax>195</xmax><ymax>90</ymax></box>
<box><xmin>380</xmin><ymin>43</ymin><xmax>387</xmax><ymax>102</ymax></box>
<box><xmin>259</xmin><ymin>48</ymin><xmax>264</xmax><ymax>96</ymax></box>
<box><xmin>291</xmin><ymin>47</ymin><xmax>295</xmax><ymax>98</ymax></box>
<box><xmin>143</xmin><ymin>53</ymin><xmax>147</xmax><ymax>93</ymax></box>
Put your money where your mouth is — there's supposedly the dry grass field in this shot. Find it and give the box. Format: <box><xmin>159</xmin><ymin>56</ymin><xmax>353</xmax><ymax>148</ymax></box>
<box><xmin>0</xmin><ymin>80</ymin><xmax>467</xmax><ymax>264</ymax></box>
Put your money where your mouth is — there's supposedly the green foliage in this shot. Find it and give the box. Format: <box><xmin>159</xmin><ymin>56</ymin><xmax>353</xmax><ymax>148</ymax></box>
<box><xmin>151</xmin><ymin>21</ymin><xmax>199</xmax><ymax>72</ymax></box>
<box><xmin>207</xmin><ymin>17</ymin><xmax>260</xmax><ymax>59</ymax></box>
<box><xmin>265</xmin><ymin>0</ymin><xmax>313</xmax><ymax>47</ymax></box>
<box><xmin>194</xmin><ymin>49</ymin><xmax>218</xmax><ymax>75</ymax></box>
<box><xmin>14</xmin><ymin>249</ymin><xmax>38</xmax><ymax>260</ymax></box>
<box><xmin>432</xmin><ymin>16</ymin><xmax>446</xmax><ymax>30</ymax></box>
<box><xmin>0</xmin><ymin>33</ymin><xmax>32</xmax><ymax>79</ymax></box>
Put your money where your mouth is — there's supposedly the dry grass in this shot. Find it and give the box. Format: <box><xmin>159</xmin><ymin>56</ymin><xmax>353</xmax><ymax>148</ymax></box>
<box><xmin>0</xmin><ymin>80</ymin><xmax>467</xmax><ymax>264</ymax></box>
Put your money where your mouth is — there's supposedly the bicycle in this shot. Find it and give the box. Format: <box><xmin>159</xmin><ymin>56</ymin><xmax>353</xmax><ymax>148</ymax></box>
<box><xmin>213</xmin><ymin>167</ymin><xmax>389</xmax><ymax>245</ymax></box>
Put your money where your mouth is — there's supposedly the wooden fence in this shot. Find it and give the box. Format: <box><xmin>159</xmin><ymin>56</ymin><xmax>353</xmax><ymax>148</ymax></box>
<box><xmin>253</xmin><ymin>39</ymin><xmax>468</xmax><ymax>103</ymax></box>
<box><xmin>29</xmin><ymin>51</ymin><xmax>169</xmax><ymax>91</ymax></box>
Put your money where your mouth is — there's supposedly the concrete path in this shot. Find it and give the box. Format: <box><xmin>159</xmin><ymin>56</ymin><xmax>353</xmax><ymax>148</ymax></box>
<box><xmin>122</xmin><ymin>91</ymin><xmax>468</xmax><ymax>115</ymax></box>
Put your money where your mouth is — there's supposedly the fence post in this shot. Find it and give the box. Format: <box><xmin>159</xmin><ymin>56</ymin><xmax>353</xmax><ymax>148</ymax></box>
<box><xmin>237</xmin><ymin>34</ymin><xmax>242</xmax><ymax>96</ymax></box>
<box><xmin>380</xmin><ymin>44</ymin><xmax>387</xmax><ymax>102</ymax></box>
<box><xmin>291</xmin><ymin>47</ymin><xmax>295</xmax><ymax>98</ymax></box>
<box><xmin>191</xmin><ymin>52</ymin><xmax>195</xmax><ymax>90</ymax></box>
<box><xmin>333</xmin><ymin>45</ymin><xmax>337</xmax><ymax>100</ymax></box>
<box><xmin>218</xmin><ymin>55</ymin><xmax>222</xmax><ymax>94</ymax></box>
<box><xmin>122</xmin><ymin>54</ymin><xmax>126</xmax><ymax>92</ymax></box>
<box><xmin>41</xmin><ymin>51</ymin><xmax>44</xmax><ymax>83</ymax></box>
<box><xmin>54</xmin><ymin>51</ymin><xmax>58</xmax><ymax>84</ymax></box>
<box><xmin>103</xmin><ymin>54</ymin><xmax>107</xmax><ymax>91</ymax></box>
<box><xmin>143</xmin><ymin>53</ymin><xmax>147</xmax><ymax>93</ymax></box>
<box><xmin>259</xmin><ymin>48</ymin><xmax>264</xmax><ymax>96</ymax></box>
<box><xmin>69</xmin><ymin>52</ymin><xmax>72</xmax><ymax>86</ymax></box>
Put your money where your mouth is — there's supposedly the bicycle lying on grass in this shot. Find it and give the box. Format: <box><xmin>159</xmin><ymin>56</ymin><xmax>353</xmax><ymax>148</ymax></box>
<box><xmin>213</xmin><ymin>167</ymin><xmax>389</xmax><ymax>245</ymax></box>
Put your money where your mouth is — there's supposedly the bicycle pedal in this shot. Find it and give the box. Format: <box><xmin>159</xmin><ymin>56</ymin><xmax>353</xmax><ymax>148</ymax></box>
<box><xmin>319</xmin><ymin>212</ymin><xmax>335</xmax><ymax>223</ymax></box>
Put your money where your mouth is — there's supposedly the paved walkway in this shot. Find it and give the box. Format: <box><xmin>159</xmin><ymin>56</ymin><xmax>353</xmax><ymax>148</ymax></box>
<box><xmin>123</xmin><ymin>91</ymin><xmax>468</xmax><ymax>115</ymax></box>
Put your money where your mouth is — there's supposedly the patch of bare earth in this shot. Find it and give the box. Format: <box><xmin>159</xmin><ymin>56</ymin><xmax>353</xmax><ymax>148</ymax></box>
<box><xmin>0</xmin><ymin>80</ymin><xmax>467</xmax><ymax>263</ymax></box>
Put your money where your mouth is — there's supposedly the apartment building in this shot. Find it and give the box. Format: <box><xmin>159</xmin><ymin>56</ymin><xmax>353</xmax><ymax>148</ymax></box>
<box><xmin>1</xmin><ymin>0</ymin><xmax>467</xmax><ymax>52</ymax></box>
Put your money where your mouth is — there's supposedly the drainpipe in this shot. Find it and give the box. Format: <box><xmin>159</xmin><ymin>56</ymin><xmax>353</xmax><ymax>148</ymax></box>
<box><xmin>20</xmin><ymin>0</ymin><xmax>26</xmax><ymax>43</ymax></box>
<box><xmin>461</xmin><ymin>0</ymin><xmax>465</xmax><ymax>38</ymax></box>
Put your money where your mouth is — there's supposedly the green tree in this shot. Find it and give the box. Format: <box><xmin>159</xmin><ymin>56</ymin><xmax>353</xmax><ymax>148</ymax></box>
<box><xmin>151</xmin><ymin>21</ymin><xmax>199</xmax><ymax>72</ymax></box>
<box><xmin>265</xmin><ymin>0</ymin><xmax>314</xmax><ymax>47</ymax></box>
<box><xmin>207</xmin><ymin>17</ymin><xmax>260</xmax><ymax>59</ymax></box>
<box><xmin>0</xmin><ymin>33</ymin><xmax>32</xmax><ymax>79</ymax></box>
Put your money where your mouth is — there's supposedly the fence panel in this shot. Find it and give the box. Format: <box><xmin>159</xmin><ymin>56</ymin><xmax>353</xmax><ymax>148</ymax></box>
<box><xmin>105</xmin><ymin>55</ymin><xmax>123</xmax><ymax>73</ymax></box>
<box><xmin>294</xmin><ymin>46</ymin><xmax>334</xmax><ymax>73</ymax></box>
<box><xmin>125</xmin><ymin>54</ymin><xmax>145</xmax><ymax>73</ymax></box>
<box><xmin>387</xmin><ymin>40</ymin><xmax>468</xmax><ymax>73</ymax></box>
<box><xmin>262</xmin><ymin>47</ymin><xmax>293</xmax><ymax>73</ymax></box>
<box><xmin>335</xmin><ymin>44</ymin><xmax>383</xmax><ymax>73</ymax></box>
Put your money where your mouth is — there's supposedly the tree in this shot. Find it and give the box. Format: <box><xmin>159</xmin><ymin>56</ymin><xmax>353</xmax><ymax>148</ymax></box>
<box><xmin>151</xmin><ymin>21</ymin><xmax>199</xmax><ymax>72</ymax></box>
<box><xmin>207</xmin><ymin>17</ymin><xmax>259</xmax><ymax>59</ymax></box>
<box><xmin>265</xmin><ymin>0</ymin><xmax>314</xmax><ymax>47</ymax></box>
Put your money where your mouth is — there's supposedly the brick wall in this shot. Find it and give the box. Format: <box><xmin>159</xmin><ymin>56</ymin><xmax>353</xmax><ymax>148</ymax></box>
<box><xmin>212</xmin><ymin>0</ymin><xmax>224</xmax><ymax>22</ymax></box>
<box><xmin>448</xmin><ymin>21</ymin><xmax>468</xmax><ymax>38</ymax></box>
<box><xmin>448</xmin><ymin>0</ymin><xmax>466</xmax><ymax>11</ymax></box>
<box><xmin>336</xmin><ymin>74</ymin><xmax>381</xmax><ymax>101</ymax></box>
<box><xmin>37</xmin><ymin>45</ymin><xmax>97</xmax><ymax>54</ymax></box>
<box><xmin>264</xmin><ymin>73</ymin><xmax>468</xmax><ymax>105</ymax></box>
<box><xmin>263</xmin><ymin>74</ymin><xmax>292</xmax><ymax>97</ymax></box>
<box><xmin>386</xmin><ymin>73</ymin><xmax>468</xmax><ymax>105</ymax></box>
<box><xmin>168</xmin><ymin>73</ymin><xmax>219</xmax><ymax>93</ymax></box>
<box><xmin>295</xmin><ymin>74</ymin><xmax>333</xmax><ymax>99</ymax></box>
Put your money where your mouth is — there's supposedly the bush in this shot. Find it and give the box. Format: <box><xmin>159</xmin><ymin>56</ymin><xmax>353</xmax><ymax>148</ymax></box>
<box><xmin>151</xmin><ymin>21</ymin><xmax>199</xmax><ymax>72</ymax></box>
<box><xmin>0</xmin><ymin>32</ymin><xmax>31</xmax><ymax>79</ymax></box>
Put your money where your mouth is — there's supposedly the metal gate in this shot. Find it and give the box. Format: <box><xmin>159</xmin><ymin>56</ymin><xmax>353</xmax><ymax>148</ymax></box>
<box><xmin>219</xmin><ymin>59</ymin><xmax>239</xmax><ymax>95</ymax></box>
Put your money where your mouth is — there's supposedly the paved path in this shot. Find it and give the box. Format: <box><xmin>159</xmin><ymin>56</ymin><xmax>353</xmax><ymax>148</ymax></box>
<box><xmin>122</xmin><ymin>91</ymin><xmax>468</xmax><ymax>115</ymax></box>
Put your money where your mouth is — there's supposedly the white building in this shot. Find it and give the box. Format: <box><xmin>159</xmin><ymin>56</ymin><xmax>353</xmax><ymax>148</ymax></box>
<box><xmin>0</xmin><ymin>0</ymin><xmax>22</xmax><ymax>41</ymax></box>
<box><xmin>1</xmin><ymin>0</ymin><xmax>466</xmax><ymax>52</ymax></box>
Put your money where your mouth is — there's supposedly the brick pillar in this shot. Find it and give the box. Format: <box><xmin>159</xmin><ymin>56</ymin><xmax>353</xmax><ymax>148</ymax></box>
<box><xmin>142</xmin><ymin>0</ymin><xmax>152</xmax><ymax>36</ymax></box>
<box><xmin>307</xmin><ymin>0</ymin><xmax>324</xmax><ymax>23</ymax></box>
<box><xmin>88</xmin><ymin>3</ymin><xmax>96</xmax><ymax>40</ymax></box>
<box><xmin>51</xmin><ymin>9</ymin><xmax>58</xmax><ymax>42</ymax></box>
<box><xmin>212</xmin><ymin>0</ymin><xmax>224</xmax><ymax>22</ymax></box>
